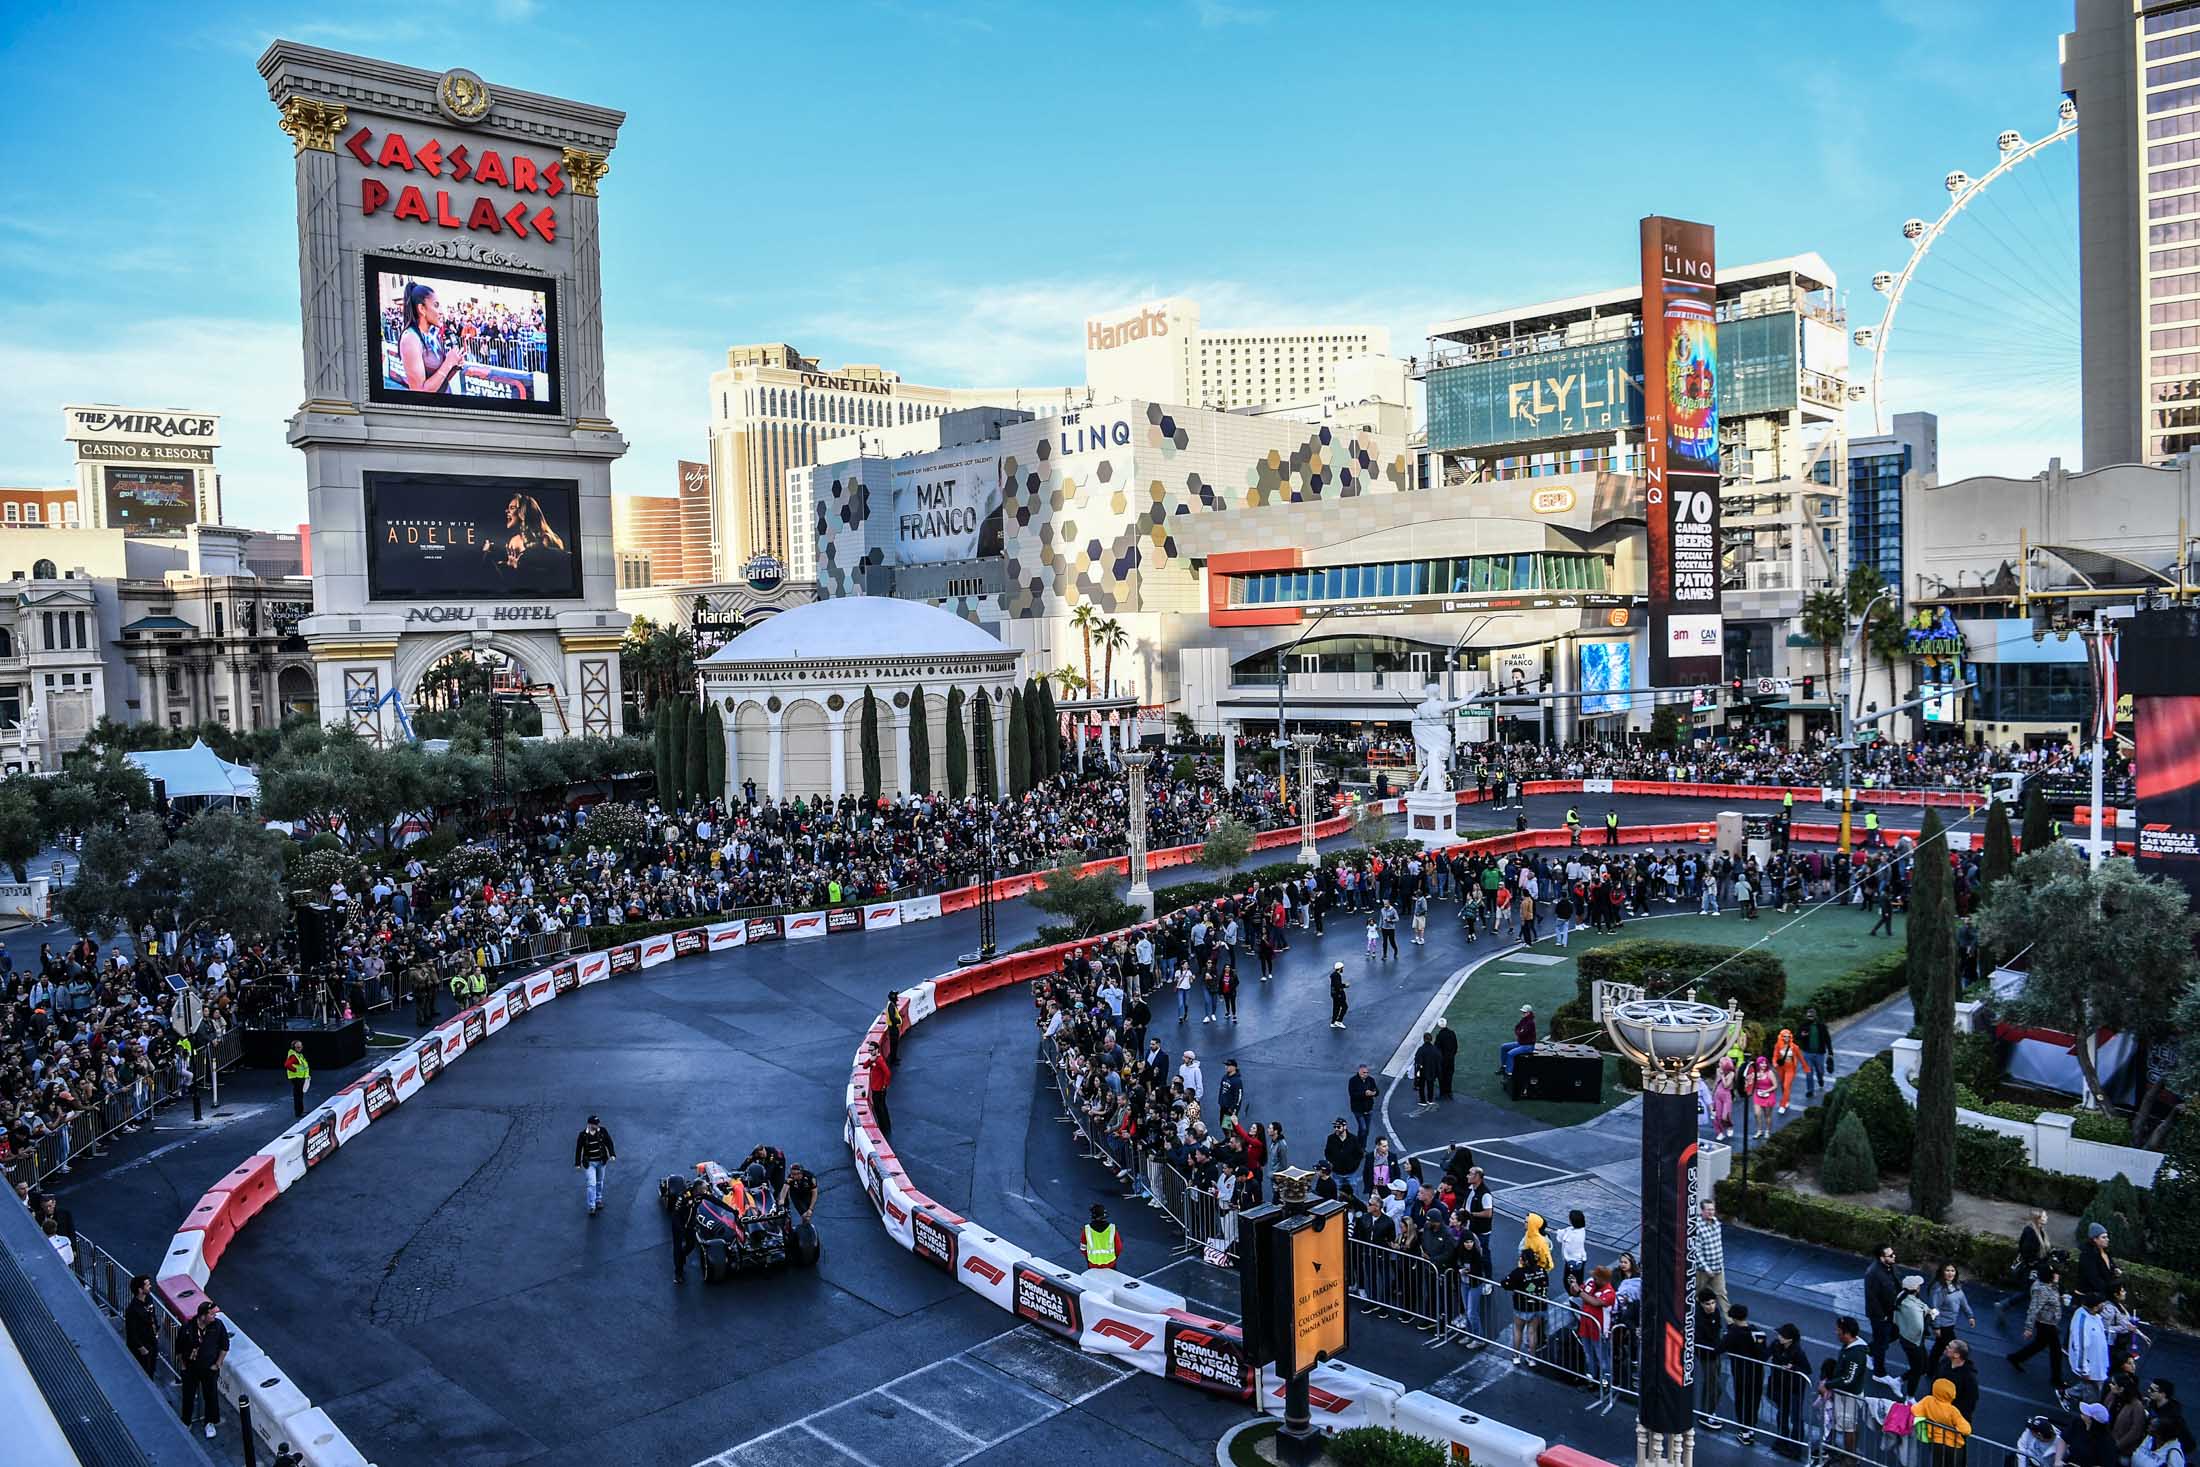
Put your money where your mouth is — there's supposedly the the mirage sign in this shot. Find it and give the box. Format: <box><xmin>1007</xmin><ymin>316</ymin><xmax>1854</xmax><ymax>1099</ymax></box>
<box><xmin>64</xmin><ymin>406</ymin><xmax>221</xmax><ymax>448</ymax></box>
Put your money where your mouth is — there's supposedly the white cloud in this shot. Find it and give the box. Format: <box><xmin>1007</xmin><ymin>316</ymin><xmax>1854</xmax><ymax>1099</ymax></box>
<box><xmin>1195</xmin><ymin>1</ymin><xmax>1273</xmax><ymax>27</ymax></box>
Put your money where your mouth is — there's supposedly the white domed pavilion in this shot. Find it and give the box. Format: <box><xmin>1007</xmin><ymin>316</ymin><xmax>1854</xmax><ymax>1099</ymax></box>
<box><xmin>699</xmin><ymin>597</ymin><xmax>1023</xmax><ymax>802</ymax></box>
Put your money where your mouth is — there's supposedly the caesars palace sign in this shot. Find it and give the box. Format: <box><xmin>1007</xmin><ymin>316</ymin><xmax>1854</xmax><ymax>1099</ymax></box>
<box><xmin>342</xmin><ymin>122</ymin><xmax>567</xmax><ymax>241</ymax></box>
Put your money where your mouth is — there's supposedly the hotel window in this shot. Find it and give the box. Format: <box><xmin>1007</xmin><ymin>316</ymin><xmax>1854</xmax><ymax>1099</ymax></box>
<box><xmin>3</xmin><ymin>505</ymin><xmax>14</xmax><ymax>523</ymax></box>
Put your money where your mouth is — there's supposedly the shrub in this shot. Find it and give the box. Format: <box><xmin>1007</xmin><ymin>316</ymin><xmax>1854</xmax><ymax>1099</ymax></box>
<box><xmin>1835</xmin><ymin>1056</ymin><xmax>1913</xmax><ymax>1164</ymax></box>
<box><xmin>1574</xmin><ymin>939</ymin><xmax>1788</xmax><ymax>1023</ymax></box>
<box><xmin>1952</xmin><ymin>1125</ymin><xmax>2029</xmax><ymax>1196</ymax></box>
<box><xmin>1821</xmin><ymin>1112</ymin><xmax>1881</xmax><ymax>1194</ymax></box>
<box><xmin>1952</xmin><ymin>1031</ymin><xmax>2000</xmax><ymax>1097</ymax></box>
<box><xmin>1953</xmin><ymin>1087</ymin><xmax>2152</xmax><ymax>1150</ymax></box>
<box><xmin>1328</xmin><ymin>1425</ymin><xmax>1447</xmax><ymax>1467</ymax></box>
<box><xmin>2150</xmin><ymin>1112</ymin><xmax>2200</xmax><ymax>1273</ymax></box>
<box><xmin>2078</xmin><ymin>1173</ymin><xmax>2146</xmax><ymax>1252</ymax></box>
<box><xmin>289</xmin><ymin>847</ymin><xmax>360</xmax><ymax>898</ymax></box>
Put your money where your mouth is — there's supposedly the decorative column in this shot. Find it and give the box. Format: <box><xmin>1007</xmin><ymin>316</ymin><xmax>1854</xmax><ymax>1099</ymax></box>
<box><xmin>560</xmin><ymin>147</ymin><xmax>615</xmax><ymax>429</ymax></box>
<box><xmin>1222</xmin><ymin>721</ymin><xmax>1237</xmax><ymax>790</ymax></box>
<box><xmin>276</xmin><ymin>96</ymin><xmax>353</xmax><ymax>413</ymax></box>
<box><xmin>1123</xmin><ymin>751</ymin><xmax>1153</xmax><ymax>917</ymax></box>
<box><xmin>1075</xmin><ymin>717</ymin><xmax>1089</xmax><ymax>774</ymax></box>
<box><xmin>827</xmin><ymin>707</ymin><xmax>849</xmax><ymax>801</ymax></box>
<box><xmin>892</xmin><ymin>703</ymin><xmax>911</xmax><ymax>798</ymax></box>
<box><xmin>1603</xmin><ymin>998</ymin><xmax>1742</xmax><ymax>1467</ymax></box>
<box><xmin>720</xmin><ymin>703</ymin><xmax>741</xmax><ymax>805</ymax></box>
<box><xmin>1295</xmin><ymin>733</ymin><xmax>1321</xmax><ymax>864</ymax></box>
<box><xmin>767</xmin><ymin>708</ymin><xmax>785</xmax><ymax>800</ymax></box>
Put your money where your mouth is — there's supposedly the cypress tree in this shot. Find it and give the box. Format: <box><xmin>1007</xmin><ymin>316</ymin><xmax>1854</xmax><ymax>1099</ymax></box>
<box><xmin>2020</xmin><ymin>781</ymin><xmax>2054</xmax><ymax>856</ymax></box>
<box><xmin>1981</xmin><ymin>797</ymin><xmax>2014</xmax><ymax>895</ymax></box>
<box><xmin>971</xmin><ymin>687</ymin><xmax>997</xmax><ymax>800</ymax></box>
<box><xmin>1022</xmin><ymin>678</ymin><xmax>1046</xmax><ymax>787</ymax></box>
<box><xmin>669</xmin><ymin>697</ymin><xmax>691</xmax><ymax>807</ymax></box>
<box><xmin>908</xmin><ymin>684</ymin><xmax>932</xmax><ymax>795</ymax></box>
<box><xmin>945</xmin><ymin>684</ymin><xmax>968</xmax><ymax>799</ymax></box>
<box><xmin>705</xmin><ymin>704</ymin><xmax>728</xmax><ymax>806</ymax></box>
<box><xmin>1007</xmin><ymin>687</ymin><xmax>1031</xmax><ymax>796</ymax></box>
<box><xmin>653</xmin><ymin>700</ymin><xmax>674</xmax><ymax>800</ymax></box>
<box><xmin>684</xmin><ymin>700</ymin><xmax>708</xmax><ymax>806</ymax></box>
<box><xmin>1910</xmin><ymin>808</ymin><xmax>1959</xmax><ymax>1221</ymax></box>
<box><xmin>1037</xmin><ymin>679</ymin><xmax>1060</xmax><ymax>778</ymax></box>
<box><xmin>860</xmin><ymin>686</ymin><xmax>882</xmax><ymax>806</ymax></box>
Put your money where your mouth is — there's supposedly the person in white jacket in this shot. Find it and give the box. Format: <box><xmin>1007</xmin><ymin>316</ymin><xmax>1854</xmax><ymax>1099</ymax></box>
<box><xmin>2065</xmin><ymin>1296</ymin><xmax>2112</xmax><ymax>1402</ymax></box>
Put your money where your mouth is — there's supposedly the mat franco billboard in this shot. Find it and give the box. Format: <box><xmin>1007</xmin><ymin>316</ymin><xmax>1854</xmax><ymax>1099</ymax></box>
<box><xmin>1640</xmin><ymin>215</ymin><xmax>1723</xmax><ymax>687</ymax></box>
<box><xmin>364</xmin><ymin>469</ymin><xmax>583</xmax><ymax>601</ymax></box>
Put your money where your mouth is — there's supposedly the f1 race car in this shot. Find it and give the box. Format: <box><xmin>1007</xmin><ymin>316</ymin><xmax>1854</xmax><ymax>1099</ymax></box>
<box><xmin>659</xmin><ymin>1158</ymin><xmax>820</xmax><ymax>1281</ymax></box>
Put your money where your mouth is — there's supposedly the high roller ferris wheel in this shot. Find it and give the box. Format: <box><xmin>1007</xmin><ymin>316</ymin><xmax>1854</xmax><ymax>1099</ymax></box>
<box><xmin>1851</xmin><ymin>97</ymin><xmax>2080</xmax><ymax>468</ymax></box>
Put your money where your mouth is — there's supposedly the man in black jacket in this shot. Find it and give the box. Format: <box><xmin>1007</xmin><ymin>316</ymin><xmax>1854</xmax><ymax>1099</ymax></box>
<box><xmin>671</xmin><ymin>1177</ymin><xmax>704</xmax><ymax>1282</ymax></box>
<box><xmin>1863</xmin><ymin>1244</ymin><xmax>1901</xmax><ymax>1376</ymax></box>
<box><xmin>1330</xmin><ymin>962</ymin><xmax>1350</xmax><ymax>1030</ymax></box>
<box><xmin>1434</xmin><ymin>1019</ymin><xmax>1459</xmax><ymax>1100</ymax></box>
<box><xmin>125</xmin><ymin>1274</ymin><xmax>159</xmax><ymax>1378</ymax></box>
<box><xmin>175</xmin><ymin>1301</ymin><xmax>229</xmax><ymax>1439</ymax></box>
<box><xmin>1323</xmin><ymin>1118</ymin><xmax>1363</xmax><ymax>1178</ymax></box>
<box><xmin>1932</xmin><ymin>1339</ymin><xmax>1980</xmax><ymax>1420</ymax></box>
<box><xmin>1722</xmin><ymin>1303</ymin><xmax>1769</xmax><ymax>1444</ymax></box>
<box><xmin>1412</xmin><ymin>1031</ymin><xmax>1441</xmax><ymax>1107</ymax></box>
<box><xmin>1346</xmin><ymin>1063</ymin><xmax>1377</xmax><ymax>1142</ymax></box>
<box><xmin>574</xmin><ymin>1115</ymin><xmax>617</xmax><ymax>1216</ymax></box>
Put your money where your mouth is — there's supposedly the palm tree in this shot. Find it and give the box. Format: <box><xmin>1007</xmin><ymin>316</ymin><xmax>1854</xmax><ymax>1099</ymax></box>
<box><xmin>1097</xmin><ymin>616</ymin><xmax>1128</xmax><ymax>696</ymax></box>
<box><xmin>1799</xmin><ymin>590</ymin><xmax>1847</xmax><ymax>690</ymax></box>
<box><xmin>1070</xmin><ymin>604</ymin><xmax>1097</xmax><ymax>694</ymax></box>
<box><xmin>1052</xmin><ymin>664</ymin><xmax>1088</xmax><ymax>698</ymax></box>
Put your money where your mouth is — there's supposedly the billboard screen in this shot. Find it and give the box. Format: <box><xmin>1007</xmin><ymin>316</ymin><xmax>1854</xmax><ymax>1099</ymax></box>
<box><xmin>2119</xmin><ymin>608</ymin><xmax>2200</xmax><ymax>903</ymax></box>
<box><xmin>366</xmin><ymin>256</ymin><xmax>559</xmax><ymax>416</ymax></box>
<box><xmin>1580</xmin><ymin>640</ymin><xmax>1634</xmax><ymax>717</ymax></box>
<box><xmin>1423</xmin><ymin>338</ymin><xmax>1642</xmax><ymax>453</ymax></box>
<box><xmin>363</xmin><ymin>470</ymin><xmax>583</xmax><ymax>601</ymax></box>
<box><xmin>101</xmin><ymin>465</ymin><xmax>198</xmax><ymax>533</ymax></box>
<box><xmin>1640</xmin><ymin>216</ymin><xmax>1723</xmax><ymax>687</ymax></box>
<box><xmin>890</xmin><ymin>446</ymin><xmax>1003</xmax><ymax>564</ymax></box>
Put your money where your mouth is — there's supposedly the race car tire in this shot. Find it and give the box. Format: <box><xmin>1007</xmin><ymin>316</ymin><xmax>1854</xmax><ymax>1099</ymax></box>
<box><xmin>791</xmin><ymin>1221</ymin><xmax>820</xmax><ymax>1267</ymax></box>
<box><xmin>702</xmin><ymin>1242</ymin><xmax>731</xmax><ymax>1284</ymax></box>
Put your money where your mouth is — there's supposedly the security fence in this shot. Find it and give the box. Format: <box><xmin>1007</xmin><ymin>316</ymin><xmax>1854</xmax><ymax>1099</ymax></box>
<box><xmin>68</xmin><ymin>1230</ymin><xmax>187</xmax><ymax>1386</ymax></box>
<box><xmin>3</xmin><ymin>1027</ymin><xmax>242</xmax><ymax>1191</ymax></box>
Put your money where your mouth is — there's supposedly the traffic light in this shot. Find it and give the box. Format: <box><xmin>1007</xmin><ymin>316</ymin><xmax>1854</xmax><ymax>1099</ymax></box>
<box><xmin>1802</xmin><ymin>674</ymin><xmax>1816</xmax><ymax>701</ymax></box>
<box><xmin>1729</xmin><ymin>676</ymin><xmax>1745</xmax><ymax>706</ymax></box>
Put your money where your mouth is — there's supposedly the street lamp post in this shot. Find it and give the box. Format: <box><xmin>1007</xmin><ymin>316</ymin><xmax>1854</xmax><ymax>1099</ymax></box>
<box><xmin>1275</xmin><ymin>608</ymin><xmax>1336</xmax><ymax>748</ymax></box>
<box><xmin>1124</xmin><ymin>751</ymin><xmax>1153</xmax><ymax>916</ymax></box>
<box><xmin>1294</xmin><ymin>733</ymin><xmax>1320</xmax><ymax>865</ymax></box>
<box><xmin>1603</xmin><ymin>997</ymin><xmax>1741</xmax><ymax>1467</ymax></box>
<box><xmin>1838</xmin><ymin>589</ymin><xmax>1894</xmax><ymax>856</ymax></box>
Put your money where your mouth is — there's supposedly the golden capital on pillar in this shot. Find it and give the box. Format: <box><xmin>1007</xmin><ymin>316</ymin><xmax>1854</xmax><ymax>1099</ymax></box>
<box><xmin>277</xmin><ymin>95</ymin><xmax>349</xmax><ymax>155</ymax></box>
<box><xmin>561</xmin><ymin>147</ymin><xmax>611</xmax><ymax>197</ymax></box>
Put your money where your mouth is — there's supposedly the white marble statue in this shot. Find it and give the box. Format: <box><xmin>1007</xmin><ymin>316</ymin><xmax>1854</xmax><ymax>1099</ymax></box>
<box><xmin>1405</xmin><ymin>683</ymin><xmax>1477</xmax><ymax>794</ymax></box>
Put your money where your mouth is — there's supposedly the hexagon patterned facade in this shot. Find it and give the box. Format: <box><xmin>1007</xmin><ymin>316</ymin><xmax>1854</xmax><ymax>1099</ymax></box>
<box><xmin>811</xmin><ymin>399</ymin><xmax>1414</xmax><ymax>615</ymax></box>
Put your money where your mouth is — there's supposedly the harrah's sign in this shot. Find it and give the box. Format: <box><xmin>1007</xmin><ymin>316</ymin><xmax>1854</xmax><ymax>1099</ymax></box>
<box><xmin>344</xmin><ymin>125</ymin><xmax>564</xmax><ymax>242</ymax></box>
<box><xmin>1088</xmin><ymin>306</ymin><xmax>1169</xmax><ymax>352</ymax></box>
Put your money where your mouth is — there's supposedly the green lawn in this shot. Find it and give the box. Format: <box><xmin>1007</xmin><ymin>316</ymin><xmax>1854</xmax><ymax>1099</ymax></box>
<box><xmin>1439</xmin><ymin>904</ymin><xmax>1894</xmax><ymax>1126</ymax></box>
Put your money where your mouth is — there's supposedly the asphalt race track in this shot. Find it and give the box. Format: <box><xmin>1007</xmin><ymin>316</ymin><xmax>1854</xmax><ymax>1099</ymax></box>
<box><xmin>59</xmin><ymin>787</ymin><xmax>2170</xmax><ymax>1467</ymax></box>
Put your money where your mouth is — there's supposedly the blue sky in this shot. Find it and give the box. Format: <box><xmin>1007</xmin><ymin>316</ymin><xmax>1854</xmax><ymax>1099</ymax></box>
<box><xmin>0</xmin><ymin>0</ymin><xmax>2080</xmax><ymax>529</ymax></box>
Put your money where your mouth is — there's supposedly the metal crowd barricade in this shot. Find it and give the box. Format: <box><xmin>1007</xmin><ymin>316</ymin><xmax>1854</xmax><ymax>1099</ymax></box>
<box><xmin>69</xmin><ymin>1230</ymin><xmax>185</xmax><ymax>1387</ymax></box>
<box><xmin>2</xmin><ymin>1023</ymin><xmax>246</xmax><ymax>1190</ymax></box>
<box><xmin>1340</xmin><ymin>1236</ymin><xmax>1451</xmax><ymax>1340</ymax></box>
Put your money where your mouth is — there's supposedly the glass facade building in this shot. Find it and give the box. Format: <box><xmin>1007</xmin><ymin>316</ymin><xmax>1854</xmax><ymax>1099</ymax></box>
<box><xmin>1847</xmin><ymin>444</ymin><xmax>1908</xmax><ymax>593</ymax></box>
<box><xmin>1223</xmin><ymin>552</ymin><xmax>1611</xmax><ymax>606</ymax></box>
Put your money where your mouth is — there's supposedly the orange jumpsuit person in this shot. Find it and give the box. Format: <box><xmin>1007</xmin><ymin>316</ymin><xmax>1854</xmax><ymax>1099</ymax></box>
<box><xmin>1771</xmin><ymin>1028</ymin><xmax>1802</xmax><ymax>1114</ymax></box>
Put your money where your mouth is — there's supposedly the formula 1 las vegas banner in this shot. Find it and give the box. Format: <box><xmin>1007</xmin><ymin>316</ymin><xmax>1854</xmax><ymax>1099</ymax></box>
<box><xmin>1640</xmin><ymin>1087</ymin><xmax>1699</xmax><ymax>1434</ymax></box>
<box><xmin>1640</xmin><ymin>216</ymin><xmax>1723</xmax><ymax>688</ymax></box>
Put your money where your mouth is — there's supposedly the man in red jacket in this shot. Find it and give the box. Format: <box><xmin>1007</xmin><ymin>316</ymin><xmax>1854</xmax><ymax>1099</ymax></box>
<box><xmin>866</xmin><ymin>1045</ymin><xmax>893</xmax><ymax>1138</ymax></box>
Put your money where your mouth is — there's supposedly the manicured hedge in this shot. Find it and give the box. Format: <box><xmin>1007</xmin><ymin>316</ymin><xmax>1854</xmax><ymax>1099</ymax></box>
<box><xmin>1715</xmin><ymin>1176</ymin><xmax>2200</xmax><ymax>1325</ymax></box>
<box><xmin>1954</xmin><ymin>1084</ymin><xmax>2142</xmax><ymax>1148</ymax></box>
<box><xmin>1576</xmin><ymin>939</ymin><xmax>1788</xmax><ymax>1022</ymax></box>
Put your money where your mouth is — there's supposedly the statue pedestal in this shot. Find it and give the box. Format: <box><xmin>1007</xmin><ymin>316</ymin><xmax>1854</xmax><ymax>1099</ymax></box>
<box><xmin>1404</xmin><ymin>789</ymin><xmax>1459</xmax><ymax>849</ymax></box>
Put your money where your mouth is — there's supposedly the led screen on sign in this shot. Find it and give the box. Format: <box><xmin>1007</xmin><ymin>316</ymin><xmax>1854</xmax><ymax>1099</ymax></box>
<box><xmin>364</xmin><ymin>469</ymin><xmax>582</xmax><ymax>601</ymax></box>
<box><xmin>890</xmin><ymin>447</ymin><xmax>1003</xmax><ymax>565</ymax></box>
<box><xmin>103</xmin><ymin>466</ymin><xmax>198</xmax><ymax>533</ymax></box>
<box><xmin>1580</xmin><ymin>641</ymin><xmax>1634</xmax><ymax>717</ymax></box>
<box><xmin>365</xmin><ymin>256</ymin><xmax>559</xmax><ymax>416</ymax></box>
<box><xmin>1640</xmin><ymin>215</ymin><xmax>1723</xmax><ymax>687</ymax></box>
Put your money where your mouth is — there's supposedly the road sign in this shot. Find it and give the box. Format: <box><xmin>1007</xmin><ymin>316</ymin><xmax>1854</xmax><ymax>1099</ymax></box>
<box><xmin>170</xmin><ymin>990</ymin><xmax>203</xmax><ymax>1037</ymax></box>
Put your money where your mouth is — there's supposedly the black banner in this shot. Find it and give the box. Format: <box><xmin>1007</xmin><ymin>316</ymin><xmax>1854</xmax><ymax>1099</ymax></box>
<box><xmin>362</xmin><ymin>1071</ymin><xmax>397</xmax><ymax>1120</ymax></box>
<box><xmin>551</xmin><ymin>960</ymin><xmax>578</xmax><ymax>994</ymax></box>
<box><xmin>673</xmin><ymin>927</ymin><xmax>708</xmax><ymax>957</ymax></box>
<box><xmin>911</xmin><ymin>1209</ymin><xmax>959</xmax><ymax>1273</ymax></box>
<box><xmin>745</xmin><ymin>916</ymin><xmax>784</xmax><ymax>944</ymax></box>
<box><xmin>417</xmin><ymin>1040</ymin><xmax>443</xmax><ymax>1083</ymax></box>
<box><xmin>1640</xmin><ymin>1088</ymin><xmax>1699</xmax><ymax>1433</ymax></box>
<box><xmin>1011</xmin><ymin>1263</ymin><xmax>1082</xmax><ymax>1341</ymax></box>
<box><xmin>461</xmin><ymin>1010</ymin><xmax>487</xmax><ymax>1047</ymax></box>
<box><xmin>1164</xmin><ymin>1319</ymin><xmax>1255</xmax><ymax>1400</ymax></box>
<box><xmin>302</xmin><ymin>1112</ymin><xmax>338</xmax><ymax>1168</ymax></box>
<box><xmin>825</xmin><ymin>906</ymin><xmax>864</xmax><ymax>935</ymax></box>
<box><xmin>609</xmin><ymin>942</ymin><xmax>642</xmax><ymax>975</ymax></box>
<box><xmin>506</xmin><ymin>983</ymin><xmax>530</xmax><ymax>1018</ymax></box>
